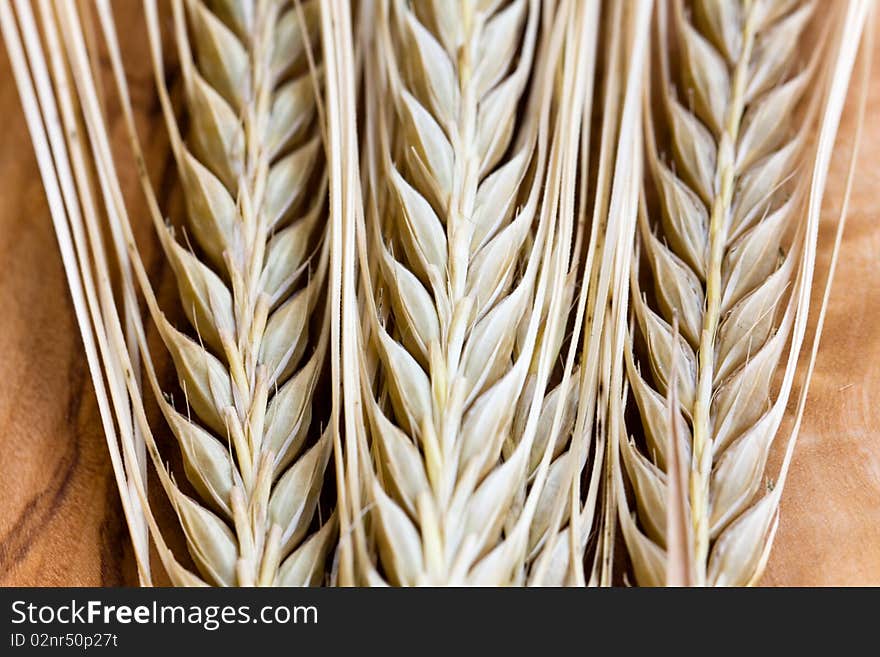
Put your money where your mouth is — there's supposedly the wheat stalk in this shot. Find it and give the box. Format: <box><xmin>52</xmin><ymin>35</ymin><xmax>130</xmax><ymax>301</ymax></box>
<box><xmin>524</xmin><ymin>0</ymin><xmax>654</xmax><ymax>587</ymax></box>
<box><xmin>614</xmin><ymin>0</ymin><xmax>870</xmax><ymax>587</ymax></box>
<box><xmin>0</xmin><ymin>0</ymin><xmax>156</xmax><ymax>581</ymax></box>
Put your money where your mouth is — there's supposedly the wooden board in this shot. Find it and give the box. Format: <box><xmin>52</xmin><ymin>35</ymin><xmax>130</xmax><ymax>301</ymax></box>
<box><xmin>1</xmin><ymin>6</ymin><xmax>878</xmax><ymax>586</ymax></box>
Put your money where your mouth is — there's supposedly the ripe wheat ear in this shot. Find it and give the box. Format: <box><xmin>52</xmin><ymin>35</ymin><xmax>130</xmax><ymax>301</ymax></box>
<box><xmin>340</xmin><ymin>0</ymin><xmax>598</xmax><ymax>586</ymax></box>
<box><xmin>14</xmin><ymin>0</ymin><xmax>340</xmax><ymax>586</ymax></box>
<box><xmin>116</xmin><ymin>0</ymin><xmax>339</xmax><ymax>586</ymax></box>
<box><xmin>612</xmin><ymin>0</ymin><xmax>872</xmax><ymax>587</ymax></box>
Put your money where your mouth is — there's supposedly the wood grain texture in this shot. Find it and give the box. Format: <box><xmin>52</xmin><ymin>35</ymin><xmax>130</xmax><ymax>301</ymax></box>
<box><xmin>0</xmin><ymin>4</ymin><xmax>877</xmax><ymax>587</ymax></box>
<box><xmin>0</xmin><ymin>50</ymin><xmax>134</xmax><ymax>586</ymax></box>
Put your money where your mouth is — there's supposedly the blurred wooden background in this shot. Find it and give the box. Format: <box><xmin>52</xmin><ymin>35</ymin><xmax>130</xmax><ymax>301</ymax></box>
<box><xmin>0</xmin><ymin>5</ymin><xmax>878</xmax><ymax>586</ymax></box>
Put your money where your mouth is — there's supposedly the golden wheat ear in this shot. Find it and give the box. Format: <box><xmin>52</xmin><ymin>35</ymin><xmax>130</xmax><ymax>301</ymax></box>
<box><xmin>342</xmin><ymin>0</ymin><xmax>651</xmax><ymax>587</ymax></box>
<box><xmin>12</xmin><ymin>0</ymin><xmax>339</xmax><ymax>586</ymax></box>
<box><xmin>342</xmin><ymin>0</ymin><xmax>587</xmax><ymax>586</ymax></box>
<box><xmin>117</xmin><ymin>0</ymin><xmax>337</xmax><ymax>586</ymax></box>
<box><xmin>614</xmin><ymin>0</ymin><xmax>871</xmax><ymax>587</ymax></box>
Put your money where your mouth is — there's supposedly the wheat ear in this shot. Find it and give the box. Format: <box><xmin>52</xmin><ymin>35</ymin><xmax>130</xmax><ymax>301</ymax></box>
<box><xmin>66</xmin><ymin>0</ymin><xmax>336</xmax><ymax>586</ymax></box>
<box><xmin>133</xmin><ymin>0</ymin><xmax>336</xmax><ymax>586</ymax></box>
<box><xmin>341</xmin><ymin>0</ymin><xmax>592</xmax><ymax>586</ymax></box>
<box><xmin>616</xmin><ymin>0</ymin><xmax>869</xmax><ymax>586</ymax></box>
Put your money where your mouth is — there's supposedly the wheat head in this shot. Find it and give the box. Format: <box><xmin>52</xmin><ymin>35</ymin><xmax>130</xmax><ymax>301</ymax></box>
<box><xmin>77</xmin><ymin>0</ymin><xmax>337</xmax><ymax>587</ymax></box>
<box><xmin>615</xmin><ymin>0</ymin><xmax>865</xmax><ymax>586</ymax></box>
<box><xmin>340</xmin><ymin>0</ymin><xmax>594</xmax><ymax>586</ymax></box>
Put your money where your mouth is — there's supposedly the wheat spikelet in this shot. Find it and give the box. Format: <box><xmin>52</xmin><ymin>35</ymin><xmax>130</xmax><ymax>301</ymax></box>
<box><xmin>615</xmin><ymin>0</ymin><xmax>869</xmax><ymax>586</ymax></box>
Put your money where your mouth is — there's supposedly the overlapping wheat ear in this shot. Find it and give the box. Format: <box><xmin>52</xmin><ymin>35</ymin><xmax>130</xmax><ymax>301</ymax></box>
<box><xmin>609</xmin><ymin>0</ymin><xmax>872</xmax><ymax>587</ymax></box>
<box><xmin>3</xmin><ymin>0</ymin><xmax>343</xmax><ymax>586</ymax></box>
<box><xmin>336</xmin><ymin>0</ymin><xmax>559</xmax><ymax>586</ymax></box>
<box><xmin>134</xmin><ymin>0</ymin><xmax>338</xmax><ymax>587</ymax></box>
<box><xmin>335</xmin><ymin>0</ymin><xmax>632</xmax><ymax>586</ymax></box>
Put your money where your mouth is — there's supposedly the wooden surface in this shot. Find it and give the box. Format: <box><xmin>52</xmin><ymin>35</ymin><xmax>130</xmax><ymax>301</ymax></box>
<box><xmin>1</xmin><ymin>7</ymin><xmax>878</xmax><ymax>587</ymax></box>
